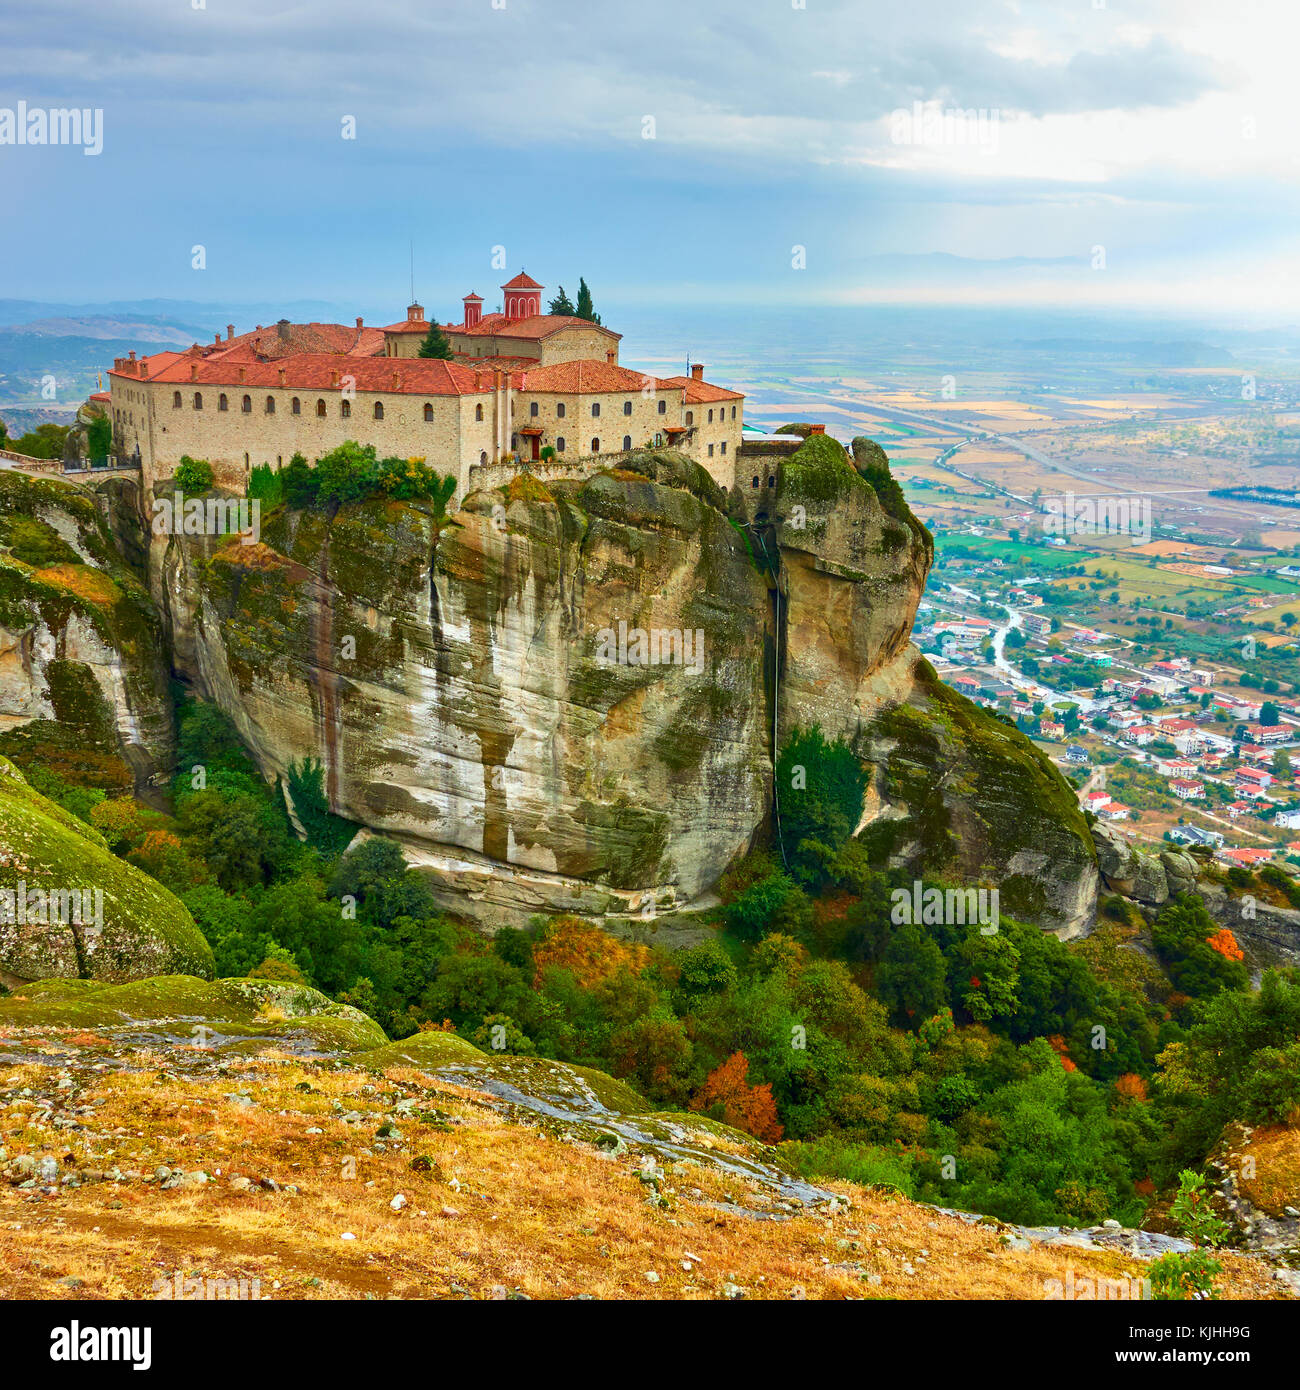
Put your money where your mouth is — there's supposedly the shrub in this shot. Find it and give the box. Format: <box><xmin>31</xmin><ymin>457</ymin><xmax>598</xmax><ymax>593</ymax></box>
<box><xmin>173</xmin><ymin>455</ymin><xmax>214</xmax><ymax>493</ymax></box>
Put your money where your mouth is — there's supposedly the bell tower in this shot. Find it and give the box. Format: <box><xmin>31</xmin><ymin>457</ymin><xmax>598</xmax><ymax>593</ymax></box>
<box><xmin>501</xmin><ymin>271</ymin><xmax>543</xmax><ymax>322</ymax></box>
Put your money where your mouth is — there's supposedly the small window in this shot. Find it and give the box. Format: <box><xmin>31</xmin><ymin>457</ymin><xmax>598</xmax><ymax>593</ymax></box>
<box><xmin>479</xmin><ymin>450</ymin><xmax>487</xmax><ymax>465</ymax></box>
<box><xmin>193</xmin><ymin>391</ymin><xmax>203</xmax><ymax>409</ymax></box>
<box><xmin>374</xmin><ymin>401</ymin><xmax>384</xmax><ymax>420</ymax></box>
<box><xmin>767</xmin><ymin>475</ymin><xmax>776</xmax><ymax>487</ymax></box>
<box><xmin>623</xmin><ymin>400</ymin><xmax>632</xmax><ymax>416</ymax></box>
<box><xmin>292</xmin><ymin>397</ymin><xmax>301</xmax><ymax>415</ymax></box>
<box><xmin>556</xmin><ymin>436</ymin><xmax>566</xmax><ymax>452</ymax></box>
<box><xmin>591</xmin><ymin>402</ymin><xmax>600</xmax><ymax>417</ymax></box>
<box><xmin>316</xmin><ymin>400</ymin><xmax>327</xmax><ymax>417</ymax></box>
<box><xmin>708</xmin><ymin>409</ymin><xmax>714</xmax><ymax>423</ymax></box>
<box><xmin>265</xmin><ymin>395</ymin><xmax>275</xmax><ymax>414</ymax></box>
<box><xmin>530</xmin><ymin>401</ymin><xmax>539</xmax><ymax>417</ymax></box>
<box><xmin>708</xmin><ymin>443</ymin><xmax>714</xmax><ymax>457</ymax></box>
<box><xmin>622</xmin><ymin>435</ymin><xmax>632</xmax><ymax>451</ymax></box>
<box><xmin>241</xmin><ymin>394</ymin><xmax>252</xmax><ymax>413</ymax></box>
<box><xmin>172</xmin><ymin>391</ymin><xmax>182</xmax><ymax>408</ymax></box>
<box><xmin>720</xmin><ymin>441</ymin><xmax>726</xmax><ymax>454</ymax></box>
<box><xmin>219</xmin><ymin>393</ymin><xmax>228</xmax><ymax>412</ymax></box>
<box><xmin>557</xmin><ymin>402</ymin><xmax>566</xmax><ymax>418</ymax></box>
<box><xmin>731</xmin><ymin>406</ymin><xmax>737</xmax><ymax>420</ymax></box>
<box><xmin>686</xmin><ymin>411</ymin><xmax>694</xmax><ymax>426</ymax></box>
<box><xmin>243</xmin><ymin>452</ymin><xmax>250</xmax><ymax>468</ymax></box>
<box><xmin>591</xmin><ymin>437</ymin><xmax>600</xmax><ymax>453</ymax></box>
<box><xmin>424</xmin><ymin>403</ymin><xmax>434</xmax><ymax>422</ymax></box>
<box><xmin>752</xmin><ymin>476</ymin><xmax>760</xmax><ymax>488</ymax></box>
<box><xmin>658</xmin><ymin>399</ymin><xmax>666</xmax><ymax>414</ymax></box>
<box><xmin>341</xmin><ymin>400</ymin><xmax>351</xmax><ymax>418</ymax></box>
<box><xmin>475</xmin><ymin>403</ymin><xmax>484</xmax><ymax>421</ymax></box>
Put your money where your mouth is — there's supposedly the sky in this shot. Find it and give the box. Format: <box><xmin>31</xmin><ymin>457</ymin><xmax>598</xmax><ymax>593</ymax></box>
<box><xmin>3</xmin><ymin>0</ymin><xmax>1299</xmax><ymax>322</ymax></box>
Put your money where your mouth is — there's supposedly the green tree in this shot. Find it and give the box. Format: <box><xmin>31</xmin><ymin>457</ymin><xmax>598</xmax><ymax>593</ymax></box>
<box><xmin>173</xmin><ymin>455</ymin><xmax>214</xmax><ymax>492</ymax></box>
<box><xmin>574</xmin><ymin>277</ymin><xmax>601</xmax><ymax>324</ymax></box>
<box><xmin>417</xmin><ymin>322</ymin><xmax>454</xmax><ymax>359</ymax></box>
<box><xmin>547</xmin><ymin>286</ymin><xmax>576</xmax><ymax>315</ymax></box>
<box><xmin>877</xmin><ymin>921</ymin><xmax>948</xmax><ymax>1028</ymax></box>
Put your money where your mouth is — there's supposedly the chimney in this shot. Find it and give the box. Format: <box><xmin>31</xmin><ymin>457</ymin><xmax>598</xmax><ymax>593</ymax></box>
<box><xmin>276</xmin><ymin>317</ymin><xmax>291</xmax><ymax>342</ymax></box>
<box><xmin>277</xmin><ymin>367</ymin><xmax>287</xmax><ymax>386</ymax></box>
<box><xmin>214</xmin><ymin>333</ymin><xmax>221</xmax><ymax>345</ymax></box>
<box><xmin>690</xmin><ymin>363</ymin><xmax>704</xmax><ymax>380</ymax></box>
<box><xmin>330</xmin><ymin>370</ymin><xmax>339</xmax><ymax>388</ymax></box>
<box><xmin>226</xmin><ymin>324</ymin><xmax>234</xmax><ymax>341</ymax></box>
<box><xmin>128</xmin><ymin>350</ymin><xmax>136</xmax><ymax>364</ymax></box>
<box><xmin>809</xmin><ymin>423</ymin><xmax>826</xmax><ymax>435</ymax></box>
<box><xmin>356</xmin><ymin>316</ymin><xmax>364</xmax><ymax>330</ymax></box>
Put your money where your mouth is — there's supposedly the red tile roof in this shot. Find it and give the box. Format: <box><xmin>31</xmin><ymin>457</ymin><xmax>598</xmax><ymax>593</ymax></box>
<box><xmin>502</xmin><ymin>272</ymin><xmax>544</xmax><ymax>290</ymax></box>
<box><xmin>208</xmin><ymin>322</ymin><xmax>385</xmax><ymax>360</ymax></box>
<box><xmin>516</xmin><ymin>360</ymin><xmax>660</xmax><ymax>393</ymax></box>
<box><xmin>119</xmin><ymin>352</ymin><xmax>488</xmax><ymax>397</ymax></box>
<box><xmin>446</xmin><ymin>313</ymin><xmax>621</xmax><ymax>343</ymax></box>
<box><xmin>656</xmin><ymin>374</ymin><xmax>745</xmax><ymax>403</ymax></box>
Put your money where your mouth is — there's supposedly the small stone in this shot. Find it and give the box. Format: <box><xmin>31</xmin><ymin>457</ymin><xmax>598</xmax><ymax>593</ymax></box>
<box><xmin>440</xmin><ymin>1206</ymin><xmax>461</xmax><ymax>1218</ymax></box>
<box><xmin>645</xmin><ymin>1271</ymin><xmax>660</xmax><ymax>1284</ymax></box>
<box><xmin>305</xmin><ymin>1127</ymin><xmax>323</xmax><ymax>1136</ymax></box>
<box><xmin>390</xmin><ymin>1194</ymin><xmax>408</xmax><ymax>1211</ymax></box>
<box><xmin>229</xmin><ymin>1176</ymin><xmax>252</xmax><ymax>1192</ymax></box>
<box><xmin>340</xmin><ymin>1232</ymin><xmax>356</xmax><ymax>1241</ymax></box>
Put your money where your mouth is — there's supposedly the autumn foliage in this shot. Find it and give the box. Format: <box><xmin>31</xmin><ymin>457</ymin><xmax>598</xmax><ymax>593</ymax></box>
<box><xmin>1205</xmin><ymin>928</ymin><xmax>1244</xmax><ymax>962</ymax></box>
<box><xmin>531</xmin><ymin>915</ymin><xmax>650</xmax><ymax>987</ymax></box>
<box><xmin>1115</xmin><ymin>1073</ymin><xmax>1149</xmax><ymax>1102</ymax></box>
<box><xmin>689</xmin><ymin>1051</ymin><xmax>783</xmax><ymax>1143</ymax></box>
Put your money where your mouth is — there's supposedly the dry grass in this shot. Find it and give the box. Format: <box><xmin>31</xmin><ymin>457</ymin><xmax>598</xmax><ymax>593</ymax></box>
<box><xmin>0</xmin><ymin>1053</ymin><xmax>1284</xmax><ymax>1302</ymax></box>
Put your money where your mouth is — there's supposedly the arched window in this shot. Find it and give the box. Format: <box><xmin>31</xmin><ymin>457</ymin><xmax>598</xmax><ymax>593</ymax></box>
<box><xmin>708</xmin><ymin>409</ymin><xmax>714</xmax><ymax>423</ymax></box>
<box><xmin>479</xmin><ymin>450</ymin><xmax>488</xmax><ymax>465</ymax></box>
<box><xmin>591</xmin><ymin>402</ymin><xmax>600</xmax><ymax>417</ymax></box>
<box><xmin>657</xmin><ymin>399</ymin><xmax>666</xmax><ymax>414</ymax></box>
<box><xmin>265</xmin><ymin>395</ymin><xmax>275</xmax><ymax>413</ymax></box>
<box><xmin>752</xmin><ymin>476</ymin><xmax>760</xmax><ymax>488</ymax></box>
<box><xmin>685</xmin><ymin>411</ymin><xmax>693</xmax><ymax>426</ymax></box>
<box><xmin>172</xmin><ymin>391</ymin><xmax>182</xmax><ymax>408</ymax></box>
<box><xmin>340</xmin><ymin>399</ymin><xmax>351</xmax><ymax>418</ymax></box>
<box><xmin>766</xmin><ymin>475</ymin><xmax>776</xmax><ymax>487</ymax></box>
<box><xmin>243</xmin><ymin>452</ymin><xmax>250</xmax><ymax>469</ymax></box>
<box><xmin>731</xmin><ymin>406</ymin><xmax>737</xmax><ymax>420</ymax></box>
<box><xmin>218</xmin><ymin>393</ymin><xmax>228</xmax><ymax>412</ymax></box>
<box><xmin>241</xmin><ymin>394</ymin><xmax>252</xmax><ymax>413</ymax></box>
<box><xmin>622</xmin><ymin>435</ymin><xmax>631</xmax><ymax>451</ymax></box>
<box><xmin>373</xmin><ymin>401</ymin><xmax>384</xmax><ymax>420</ymax></box>
<box><xmin>475</xmin><ymin>403</ymin><xmax>484</xmax><ymax>421</ymax></box>
<box><xmin>291</xmin><ymin>397</ymin><xmax>301</xmax><ymax>415</ymax></box>
<box><xmin>590</xmin><ymin>437</ymin><xmax>600</xmax><ymax>453</ymax></box>
<box><xmin>316</xmin><ymin>400</ymin><xmax>326</xmax><ymax>417</ymax></box>
<box><xmin>556</xmin><ymin>436</ymin><xmax>566</xmax><ymax>453</ymax></box>
<box><xmin>193</xmin><ymin>392</ymin><xmax>203</xmax><ymax>409</ymax></box>
<box><xmin>529</xmin><ymin>401</ymin><xmax>539</xmax><ymax>417</ymax></box>
<box><xmin>424</xmin><ymin>403</ymin><xmax>434</xmax><ymax>422</ymax></box>
<box><xmin>557</xmin><ymin>402</ymin><xmax>566</xmax><ymax>418</ymax></box>
<box><xmin>623</xmin><ymin>400</ymin><xmax>632</xmax><ymax>416</ymax></box>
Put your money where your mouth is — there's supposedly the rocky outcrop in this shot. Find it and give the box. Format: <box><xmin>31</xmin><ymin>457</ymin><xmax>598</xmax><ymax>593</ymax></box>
<box><xmin>0</xmin><ymin>757</ymin><xmax>213</xmax><ymax>984</ymax></box>
<box><xmin>139</xmin><ymin>440</ymin><xmax>1102</xmax><ymax>933</ymax></box>
<box><xmin>0</xmin><ymin>470</ymin><xmax>173</xmax><ymax>792</ymax></box>
<box><xmin>1091</xmin><ymin>823</ymin><xmax>1198</xmax><ymax>908</ymax></box>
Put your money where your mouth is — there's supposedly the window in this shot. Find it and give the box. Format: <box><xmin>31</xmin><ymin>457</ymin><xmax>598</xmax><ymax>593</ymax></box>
<box><xmin>731</xmin><ymin>406</ymin><xmax>737</xmax><ymax>420</ymax></box>
<box><xmin>316</xmin><ymin>400</ymin><xmax>327</xmax><ymax>417</ymax></box>
<box><xmin>591</xmin><ymin>402</ymin><xmax>600</xmax><ymax>417</ymax></box>
<box><xmin>720</xmin><ymin>441</ymin><xmax>726</xmax><ymax>454</ymax></box>
<box><xmin>479</xmin><ymin>450</ymin><xmax>487</xmax><ymax>465</ymax></box>
<box><xmin>265</xmin><ymin>395</ymin><xmax>275</xmax><ymax>413</ymax></box>
<box><xmin>424</xmin><ymin>403</ymin><xmax>434</xmax><ymax>422</ymax></box>
<box><xmin>767</xmin><ymin>475</ymin><xmax>776</xmax><ymax>487</ymax></box>
<box><xmin>241</xmin><ymin>394</ymin><xmax>252</xmax><ymax>413</ymax></box>
<box><xmin>341</xmin><ymin>399</ymin><xmax>351</xmax><ymax>418</ymax></box>
<box><xmin>193</xmin><ymin>392</ymin><xmax>203</xmax><ymax>409</ymax></box>
<box><xmin>591</xmin><ymin>437</ymin><xmax>600</xmax><ymax>453</ymax></box>
<box><xmin>657</xmin><ymin>399</ymin><xmax>666</xmax><ymax>414</ymax></box>
<box><xmin>556</xmin><ymin>436</ymin><xmax>566</xmax><ymax>452</ymax></box>
<box><xmin>752</xmin><ymin>476</ymin><xmax>760</xmax><ymax>488</ymax></box>
<box><xmin>243</xmin><ymin>452</ymin><xmax>250</xmax><ymax>469</ymax></box>
<box><xmin>292</xmin><ymin>397</ymin><xmax>301</xmax><ymax>415</ymax></box>
<box><xmin>708</xmin><ymin>444</ymin><xmax>714</xmax><ymax>457</ymax></box>
<box><xmin>219</xmin><ymin>393</ymin><xmax>228</xmax><ymax>412</ymax></box>
<box><xmin>373</xmin><ymin>401</ymin><xmax>384</xmax><ymax>420</ymax></box>
<box><xmin>530</xmin><ymin>401</ymin><xmax>539</xmax><ymax>417</ymax></box>
<box><xmin>172</xmin><ymin>391</ymin><xmax>182</xmax><ymax>408</ymax></box>
<box><xmin>623</xmin><ymin>400</ymin><xmax>632</xmax><ymax>416</ymax></box>
<box><xmin>708</xmin><ymin>409</ymin><xmax>714</xmax><ymax>423</ymax></box>
<box><xmin>557</xmin><ymin>402</ymin><xmax>566</xmax><ymax>418</ymax></box>
<box><xmin>475</xmin><ymin>403</ymin><xmax>484</xmax><ymax>421</ymax></box>
<box><xmin>622</xmin><ymin>435</ymin><xmax>632</xmax><ymax>451</ymax></box>
<box><xmin>685</xmin><ymin>411</ymin><xmax>694</xmax><ymax>426</ymax></box>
